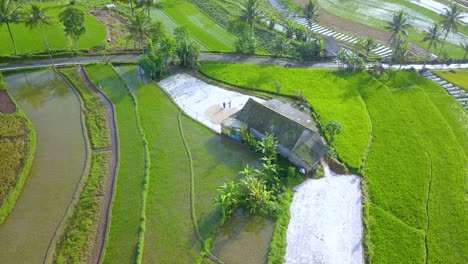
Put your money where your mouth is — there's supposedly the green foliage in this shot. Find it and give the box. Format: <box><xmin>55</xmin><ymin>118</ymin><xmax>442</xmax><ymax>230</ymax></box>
<box><xmin>85</xmin><ymin>64</ymin><xmax>145</xmax><ymax>264</ymax></box>
<box><xmin>267</xmin><ymin>191</ymin><xmax>292</xmax><ymax>264</ymax></box>
<box><xmin>174</xmin><ymin>26</ymin><xmax>200</xmax><ymax>68</ymax></box>
<box><xmin>0</xmin><ymin>0</ymin><xmax>22</xmax><ymax>54</ymax></box>
<box><xmin>126</xmin><ymin>13</ymin><xmax>152</xmax><ymax>49</ymax></box>
<box><xmin>325</xmin><ymin>120</ymin><xmax>342</xmax><ymax>144</ymax></box>
<box><xmin>59</xmin><ymin>6</ymin><xmax>86</xmax><ymax>50</ymax></box>
<box><xmin>214</xmin><ymin>181</ymin><xmax>243</xmax><ymax>218</ymax></box>
<box><xmin>139</xmin><ymin>38</ymin><xmax>175</xmax><ymax>79</ymax></box>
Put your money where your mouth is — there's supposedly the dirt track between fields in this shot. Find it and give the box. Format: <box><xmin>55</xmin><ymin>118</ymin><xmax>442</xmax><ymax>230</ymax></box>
<box><xmin>78</xmin><ymin>66</ymin><xmax>119</xmax><ymax>264</ymax></box>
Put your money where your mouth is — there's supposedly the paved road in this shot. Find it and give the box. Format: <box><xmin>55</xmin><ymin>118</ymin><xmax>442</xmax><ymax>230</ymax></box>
<box><xmin>0</xmin><ymin>53</ymin><xmax>467</xmax><ymax>72</ymax></box>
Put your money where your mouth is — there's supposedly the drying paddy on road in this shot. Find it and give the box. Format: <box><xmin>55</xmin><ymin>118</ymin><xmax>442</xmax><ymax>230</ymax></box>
<box><xmin>199</xmin><ymin>62</ymin><xmax>468</xmax><ymax>263</ymax></box>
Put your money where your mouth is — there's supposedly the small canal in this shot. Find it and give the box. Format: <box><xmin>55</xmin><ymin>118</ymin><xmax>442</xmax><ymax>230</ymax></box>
<box><xmin>0</xmin><ymin>69</ymin><xmax>86</xmax><ymax>263</ymax></box>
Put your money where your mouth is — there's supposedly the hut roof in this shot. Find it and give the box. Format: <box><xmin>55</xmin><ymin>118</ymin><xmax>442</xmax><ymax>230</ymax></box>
<box><xmin>235</xmin><ymin>99</ymin><xmax>326</xmax><ymax>168</ymax></box>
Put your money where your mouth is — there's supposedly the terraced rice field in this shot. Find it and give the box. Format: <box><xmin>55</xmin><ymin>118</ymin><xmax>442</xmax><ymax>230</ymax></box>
<box><xmin>114</xmin><ymin>65</ymin><xmax>260</xmax><ymax>262</ymax></box>
<box><xmin>432</xmin><ymin>69</ymin><xmax>468</xmax><ymax>91</ymax></box>
<box><xmin>85</xmin><ymin>64</ymin><xmax>146</xmax><ymax>264</ymax></box>
<box><xmin>199</xmin><ymin>62</ymin><xmax>468</xmax><ymax>263</ymax></box>
<box><xmin>154</xmin><ymin>0</ymin><xmax>237</xmax><ymax>52</ymax></box>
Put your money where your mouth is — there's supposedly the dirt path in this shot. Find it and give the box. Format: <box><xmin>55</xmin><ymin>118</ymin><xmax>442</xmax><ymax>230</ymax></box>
<box><xmin>0</xmin><ymin>91</ymin><xmax>16</xmax><ymax>114</ymax></box>
<box><xmin>89</xmin><ymin>9</ymin><xmax>130</xmax><ymax>49</ymax></box>
<box><xmin>78</xmin><ymin>66</ymin><xmax>119</xmax><ymax>264</ymax></box>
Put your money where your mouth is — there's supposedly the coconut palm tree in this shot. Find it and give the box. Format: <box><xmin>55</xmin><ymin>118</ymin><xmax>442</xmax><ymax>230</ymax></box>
<box><xmin>283</xmin><ymin>19</ymin><xmax>296</xmax><ymax>38</ymax></box>
<box><xmin>303</xmin><ymin>0</ymin><xmax>319</xmax><ymax>28</ymax></box>
<box><xmin>421</xmin><ymin>23</ymin><xmax>442</xmax><ymax>66</ymax></box>
<box><xmin>438</xmin><ymin>3</ymin><xmax>465</xmax><ymax>56</ymax></box>
<box><xmin>239</xmin><ymin>0</ymin><xmax>260</xmax><ymax>31</ymax></box>
<box><xmin>461</xmin><ymin>38</ymin><xmax>468</xmax><ymax>60</ymax></box>
<box><xmin>127</xmin><ymin>13</ymin><xmax>152</xmax><ymax>49</ymax></box>
<box><xmin>359</xmin><ymin>37</ymin><xmax>378</xmax><ymax>57</ymax></box>
<box><xmin>0</xmin><ymin>0</ymin><xmax>22</xmax><ymax>54</ymax></box>
<box><xmin>384</xmin><ymin>10</ymin><xmax>411</xmax><ymax>48</ymax></box>
<box><xmin>25</xmin><ymin>4</ymin><xmax>54</xmax><ymax>65</ymax></box>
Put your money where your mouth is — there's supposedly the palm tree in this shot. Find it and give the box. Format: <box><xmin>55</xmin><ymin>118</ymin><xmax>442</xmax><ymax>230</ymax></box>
<box><xmin>303</xmin><ymin>0</ymin><xmax>319</xmax><ymax>28</ymax></box>
<box><xmin>460</xmin><ymin>38</ymin><xmax>468</xmax><ymax>60</ymax></box>
<box><xmin>438</xmin><ymin>3</ymin><xmax>465</xmax><ymax>56</ymax></box>
<box><xmin>284</xmin><ymin>19</ymin><xmax>296</xmax><ymax>38</ymax></box>
<box><xmin>127</xmin><ymin>13</ymin><xmax>152</xmax><ymax>49</ymax></box>
<box><xmin>360</xmin><ymin>37</ymin><xmax>378</xmax><ymax>57</ymax></box>
<box><xmin>25</xmin><ymin>4</ymin><xmax>54</xmax><ymax>65</ymax></box>
<box><xmin>0</xmin><ymin>0</ymin><xmax>22</xmax><ymax>54</ymax></box>
<box><xmin>137</xmin><ymin>0</ymin><xmax>153</xmax><ymax>16</ymax></box>
<box><xmin>239</xmin><ymin>0</ymin><xmax>260</xmax><ymax>31</ymax></box>
<box><xmin>421</xmin><ymin>23</ymin><xmax>442</xmax><ymax>66</ymax></box>
<box><xmin>384</xmin><ymin>10</ymin><xmax>411</xmax><ymax>48</ymax></box>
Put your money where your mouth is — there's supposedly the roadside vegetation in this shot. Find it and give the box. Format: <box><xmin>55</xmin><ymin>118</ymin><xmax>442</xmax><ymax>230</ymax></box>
<box><xmin>52</xmin><ymin>67</ymin><xmax>112</xmax><ymax>263</ymax></box>
<box><xmin>85</xmin><ymin>64</ymin><xmax>146</xmax><ymax>264</ymax></box>
<box><xmin>0</xmin><ymin>73</ymin><xmax>36</xmax><ymax>225</ymax></box>
<box><xmin>199</xmin><ymin>62</ymin><xmax>468</xmax><ymax>263</ymax></box>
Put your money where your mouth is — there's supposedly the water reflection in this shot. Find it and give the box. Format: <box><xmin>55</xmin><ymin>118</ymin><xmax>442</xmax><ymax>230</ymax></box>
<box><xmin>211</xmin><ymin>209</ymin><xmax>274</xmax><ymax>264</ymax></box>
<box><xmin>14</xmin><ymin>71</ymin><xmax>70</xmax><ymax>109</ymax></box>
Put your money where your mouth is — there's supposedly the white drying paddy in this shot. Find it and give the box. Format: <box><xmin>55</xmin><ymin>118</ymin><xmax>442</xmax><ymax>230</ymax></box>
<box><xmin>285</xmin><ymin>161</ymin><xmax>363</xmax><ymax>264</ymax></box>
<box><xmin>158</xmin><ymin>73</ymin><xmax>264</xmax><ymax>133</ymax></box>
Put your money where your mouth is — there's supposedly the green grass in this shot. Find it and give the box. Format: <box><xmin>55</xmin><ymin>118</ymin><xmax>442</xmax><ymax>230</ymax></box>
<box><xmin>432</xmin><ymin>69</ymin><xmax>468</xmax><ymax>91</ymax></box>
<box><xmin>114</xmin><ymin>65</ymin><xmax>259</xmax><ymax>263</ymax></box>
<box><xmin>155</xmin><ymin>0</ymin><xmax>237</xmax><ymax>52</ymax></box>
<box><xmin>0</xmin><ymin>74</ymin><xmax>36</xmax><ymax>225</ymax></box>
<box><xmin>52</xmin><ymin>67</ymin><xmax>113</xmax><ymax>263</ymax></box>
<box><xmin>0</xmin><ymin>3</ymin><xmax>105</xmax><ymax>55</ymax></box>
<box><xmin>84</xmin><ymin>64</ymin><xmax>145</xmax><ymax>264</ymax></box>
<box><xmin>199</xmin><ymin>62</ymin><xmax>371</xmax><ymax>171</ymax></box>
<box><xmin>199</xmin><ymin>63</ymin><xmax>468</xmax><ymax>263</ymax></box>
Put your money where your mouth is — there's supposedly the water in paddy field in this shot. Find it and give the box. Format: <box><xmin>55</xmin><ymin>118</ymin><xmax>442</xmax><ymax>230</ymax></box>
<box><xmin>210</xmin><ymin>209</ymin><xmax>274</xmax><ymax>264</ymax></box>
<box><xmin>0</xmin><ymin>69</ymin><xmax>86</xmax><ymax>264</ymax></box>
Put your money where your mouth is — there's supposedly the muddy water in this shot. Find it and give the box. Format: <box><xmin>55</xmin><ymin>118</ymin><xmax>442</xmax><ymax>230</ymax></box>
<box><xmin>211</xmin><ymin>209</ymin><xmax>274</xmax><ymax>264</ymax></box>
<box><xmin>0</xmin><ymin>70</ymin><xmax>86</xmax><ymax>264</ymax></box>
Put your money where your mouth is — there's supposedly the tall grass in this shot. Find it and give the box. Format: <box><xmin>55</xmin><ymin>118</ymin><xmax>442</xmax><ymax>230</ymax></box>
<box><xmin>85</xmin><ymin>64</ymin><xmax>145</xmax><ymax>264</ymax></box>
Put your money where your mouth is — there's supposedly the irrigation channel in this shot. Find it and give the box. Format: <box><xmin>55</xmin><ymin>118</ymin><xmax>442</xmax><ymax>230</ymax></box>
<box><xmin>0</xmin><ymin>69</ymin><xmax>87</xmax><ymax>263</ymax></box>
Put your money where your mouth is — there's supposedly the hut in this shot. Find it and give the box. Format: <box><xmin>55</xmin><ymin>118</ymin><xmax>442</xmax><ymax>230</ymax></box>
<box><xmin>222</xmin><ymin>98</ymin><xmax>327</xmax><ymax>173</ymax></box>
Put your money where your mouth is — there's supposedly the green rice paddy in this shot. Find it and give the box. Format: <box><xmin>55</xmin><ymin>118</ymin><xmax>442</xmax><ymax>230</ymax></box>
<box><xmin>0</xmin><ymin>3</ymin><xmax>105</xmax><ymax>55</ymax></box>
<box><xmin>432</xmin><ymin>69</ymin><xmax>468</xmax><ymax>91</ymax></box>
<box><xmin>199</xmin><ymin>62</ymin><xmax>468</xmax><ymax>263</ymax></box>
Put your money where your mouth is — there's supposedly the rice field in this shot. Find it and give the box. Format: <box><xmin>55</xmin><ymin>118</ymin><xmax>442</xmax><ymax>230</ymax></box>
<box><xmin>0</xmin><ymin>3</ymin><xmax>105</xmax><ymax>55</ymax></box>
<box><xmin>84</xmin><ymin>64</ymin><xmax>145</xmax><ymax>264</ymax></box>
<box><xmin>198</xmin><ymin>62</ymin><xmax>468</xmax><ymax>263</ymax></box>
<box><xmin>114</xmin><ymin>65</ymin><xmax>260</xmax><ymax>263</ymax></box>
<box><xmin>154</xmin><ymin>0</ymin><xmax>237</xmax><ymax>52</ymax></box>
<box><xmin>432</xmin><ymin>69</ymin><xmax>468</xmax><ymax>91</ymax></box>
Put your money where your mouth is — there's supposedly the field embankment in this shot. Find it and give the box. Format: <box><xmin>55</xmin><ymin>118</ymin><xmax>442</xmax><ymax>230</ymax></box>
<box><xmin>0</xmin><ymin>69</ymin><xmax>86</xmax><ymax>264</ymax></box>
<box><xmin>84</xmin><ymin>64</ymin><xmax>146</xmax><ymax>264</ymax></box>
<box><xmin>198</xmin><ymin>62</ymin><xmax>468</xmax><ymax>263</ymax></box>
<box><xmin>0</xmin><ymin>74</ymin><xmax>36</xmax><ymax>225</ymax></box>
<box><xmin>50</xmin><ymin>67</ymin><xmax>115</xmax><ymax>264</ymax></box>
